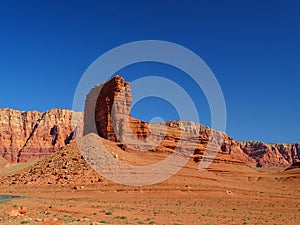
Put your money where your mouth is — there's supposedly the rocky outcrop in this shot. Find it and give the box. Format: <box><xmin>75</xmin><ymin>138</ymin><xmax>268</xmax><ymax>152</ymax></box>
<box><xmin>0</xmin><ymin>139</ymin><xmax>101</xmax><ymax>186</ymax></box>
<box><xmin>239</xmin><ymin>141</ymin><xmax>300</xmax><ymax>167</ymax></box>
<box><xmin>85</xmin><ymin>75</ymin><xmax>300</xmax><ymax>168</ymax></box>
<box><xmin>1</xmin><ymin>76</ymin><xmax>299</xmax><ymax>169</ymax></box>
<box><xmin>0</xmin><ymin>108</ymin><xmax>83</xmax><ymax>163</ymax></box>
<box><xmin>84</xmin><ymin>75</ymin><xmax>150</xmax><ymax>142</ymax></box>
<box><xmin>85</xmin><ymin>76</ymin><xmax>255</xmax><ymax>167</ymax></box>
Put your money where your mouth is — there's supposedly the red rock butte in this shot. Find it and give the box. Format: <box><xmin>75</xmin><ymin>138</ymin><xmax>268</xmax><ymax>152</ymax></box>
<box><xmin>0</xmin><ymin>75</ymin><xmax>299</xmax><ymax>168</ymax></box>
<box><xmin>84</xmin><ymin>75</ymin><xmax>150</xmax><ymax>142</ymax></box>
<box><xmin>83</xmin><ymin>75</ymin><xmax>300</xmax><ymax>168</ymax></box>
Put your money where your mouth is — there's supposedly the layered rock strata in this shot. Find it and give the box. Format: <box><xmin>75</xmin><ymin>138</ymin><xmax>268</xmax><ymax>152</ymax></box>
<box><xmin>0</xmin><ymin>108</ymin><xmax>82</xmax><ymax>163</ymax></box>
<box><xmin>239</xmin><ymin>141</ymin><xmax>300</xmax><ymax>167</ymax></box>
<box><xmin>85</xmin><ymin>76</ymin><xmax>255</xmax><ymax>167</ymax></box>
<box><xmin>84</xmin><ymin>75</ymin><xmax>299</xmax><ymax>168</ymax></box>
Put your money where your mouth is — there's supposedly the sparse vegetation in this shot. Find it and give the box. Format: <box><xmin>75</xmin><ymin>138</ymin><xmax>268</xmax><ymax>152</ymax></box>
<box><xmin>115</xmin><ymin>215</ymin><xmax>127</xmax><ymax>219</ymax></box>
<box><xmin>105</xmin><ymin>210</ymin><xmax>113</xmax><ymax>215</ymax></box>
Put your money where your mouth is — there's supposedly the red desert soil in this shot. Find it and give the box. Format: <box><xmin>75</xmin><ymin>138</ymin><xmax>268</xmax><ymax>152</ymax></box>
<box><xmin>0</xmin><ymin>134</ymin><xmax>299</xmax><ymax>225</ymax></box>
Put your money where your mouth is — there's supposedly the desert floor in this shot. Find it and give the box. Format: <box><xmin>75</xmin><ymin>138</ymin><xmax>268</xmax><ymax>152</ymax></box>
<box><xmin>0</xmin><ymin>161</ymin><xmax>299</xmax><ymax>225</ymax></box>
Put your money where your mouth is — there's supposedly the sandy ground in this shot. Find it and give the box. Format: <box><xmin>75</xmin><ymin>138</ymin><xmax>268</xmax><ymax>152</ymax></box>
<box><xmin>0</xmin><ymin>160</ymin><xmax>299</xmax><ymax>225</ymax></box>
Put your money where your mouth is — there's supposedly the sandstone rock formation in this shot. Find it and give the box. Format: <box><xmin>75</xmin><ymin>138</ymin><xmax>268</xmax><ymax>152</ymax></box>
<box><xmin>84</xmin><ymin>75</ymin><xmax>150</xmax><ymax>142</ymax></box>
<box><xmin>84</xmin><ymin>75</ymin><xmax>299</xmax><ymax>168</ymax></box>
<box><xmin>0</xmin><ymin>108</ymin><xmax>83</xmax><ymax>163</ymax></box>
<box><xmin>239</xmin><ymin>141</ymin><xmax>300</xmax><ymax>167</ymax></box>
<box><xmin>84</xmin><ymin>76</ymin><xmax>255</xmax><ymax>167</ymax></box>
<box><xmin>1</xmin><ymin>75</ymin><xmax>299</xmax><ymax>169</ymax></box>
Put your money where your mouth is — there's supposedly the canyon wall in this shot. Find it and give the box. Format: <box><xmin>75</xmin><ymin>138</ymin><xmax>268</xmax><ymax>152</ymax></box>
<box><xmin>84</xmin><ymin>75</ymin><xmax>299</xmax><ymax>168</ymax></box>
<box><xmin>0</xmin><ymin>108</ymin><xmax>83</xmax><ymax>163</ymax></box>
<box><xmin>1</xmin><ymin>76</ymin><xmax>299</xmax><ymax>168</ymax></box>
<box><xmin>239</xmin><ymin>141</ymin><xmax>300</xmax><ymax>167</ymax></box>
<box><xmin>85</xmin><ymin>76</ymin><xmax>253</xmax><ymax>166</ymax></box>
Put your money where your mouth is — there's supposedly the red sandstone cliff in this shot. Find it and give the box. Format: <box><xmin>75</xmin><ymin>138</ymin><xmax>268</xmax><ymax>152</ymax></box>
<box><xmin>84</xmin><ymin>75</ymin><xmax>299</xmax><ymax>168</ymax></box>
<box><xmin>239</xmin><ymin>141</ymin><xmax>300</xmax><ymax>167</ymax></box>
<box><xmin>1</xmin><ymin>76</ymin><xmax>299</xmax><ymax>168</ymax></box>
<box><xmin>0</xmin><ymin>108</ymin><xmax>83</xmax><ymax>163</ymax></box>
<box><xmin>84</xmin><ymin>76</ymin><xmax>254</xmax><ymax>167</ymax></box>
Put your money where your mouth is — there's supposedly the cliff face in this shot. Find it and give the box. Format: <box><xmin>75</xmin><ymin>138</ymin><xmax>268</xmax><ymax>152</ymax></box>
<box><xmin>0</xmin><ymin>108</ymin><xmax>83</xmax><ymax>163</ymax></box>
<box><xmin>85</xmin><ymin>76</ymin><xmax>255</xmax><ymax>167</ymax></box>
<box><xmin>239</xmin><ymin>141</ymin><xmax>300</xmax><ymax>167</ymax></box>
<box><xmin>84</xmin><ymin>75</ymin><xmax>150</xmax><ymax>142</ymax></box>
<box><xmin>2</xmin><ymin>76</ymin><xmax>299</xmax><ymax>168</ymax></box>
<box><xmin>84</xmin><ymin>75</ymin><xmax>299</xmax><ymax>168</ymax></box>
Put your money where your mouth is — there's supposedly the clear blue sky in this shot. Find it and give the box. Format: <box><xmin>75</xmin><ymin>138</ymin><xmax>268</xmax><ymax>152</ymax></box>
<box><xmin>0</xmin><ymin>0</ymin><xmax>299</xmax><ymax>143</ymax></box>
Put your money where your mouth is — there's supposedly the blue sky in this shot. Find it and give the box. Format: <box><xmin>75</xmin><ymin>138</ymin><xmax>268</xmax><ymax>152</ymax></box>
<box><xmin>0</xmin><ymin>0</ymin><xmax>299</xmax><ymax>143</ymax></box>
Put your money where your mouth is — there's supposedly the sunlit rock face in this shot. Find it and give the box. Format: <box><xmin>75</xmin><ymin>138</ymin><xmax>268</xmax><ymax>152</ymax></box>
<box><xmin>239</xmin><ymin>141</ymin><xmax>300</xmax><ymax>167</ymax></box>
<box><xmin>0</xmin><ymin>108</ymin><xmax>82</xmax><ymax>163</ymax></box>
<box><xmin>84</xmin><ymin>75</ymin><xmax>256</xmax><ymax>167</ymax></box>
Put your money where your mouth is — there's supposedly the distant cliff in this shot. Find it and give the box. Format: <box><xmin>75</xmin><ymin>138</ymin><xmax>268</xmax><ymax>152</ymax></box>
<box><xmin>84</xmin><ymin>75</ymin><xmax>299</xmax><ymax>168</ymax></box>
<box><xmin>1</xmin><ymin>76</ymin><xmax>299</xmax><ymax>168</ymax></box>
<box><xmin>239</xmin><ymin>141</ymin><xmax>300</xmax><ymax>168</ymax></box>
<box><xmin>0</xmin><ymin>108</ymin><xmax>83</xmax><ymax>163</ymax></box>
